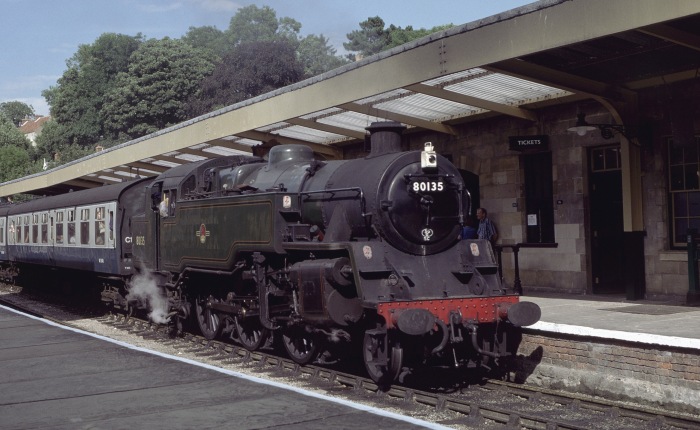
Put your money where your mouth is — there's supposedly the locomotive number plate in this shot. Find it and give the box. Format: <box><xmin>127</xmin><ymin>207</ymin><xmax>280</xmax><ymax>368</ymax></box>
<box><xmin>410</xmin><ymin>179</ymin><xmax>444</xmax><ymax>192</ymax></box>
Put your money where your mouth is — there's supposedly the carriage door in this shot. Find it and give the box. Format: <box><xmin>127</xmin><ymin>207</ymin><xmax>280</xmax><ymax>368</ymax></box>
<box><xmin>144</xmin><ymin>181</ymin><xmax>163</xmax><ymax>270</ymax></box>
<box><xmin>589</xmin><ymin>146</ymin><xmax>625</xmax><ymax>293</ymax></box>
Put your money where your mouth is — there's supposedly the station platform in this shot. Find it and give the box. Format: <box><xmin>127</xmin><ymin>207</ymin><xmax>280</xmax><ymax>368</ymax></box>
<box><xmin>0</xmin><ymin>305</ymin><xmax>447</xmax><ymax>430</ymax></box>
<box><xmin>524</xmin><ymin>293</ymin><xmax>700</xmax><ymax>349</ymax></box>
<box><xmin>517</xmin><ymin>293</ymin><xmax>700</xmax><ymax>415</ymax></box>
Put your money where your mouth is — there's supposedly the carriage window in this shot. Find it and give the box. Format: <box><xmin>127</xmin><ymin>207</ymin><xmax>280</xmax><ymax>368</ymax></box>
<box><xmin>41</xmin><ymin>221</ymin><xmax>48</xmax><ymax>243</ymax></box>
<box><xmin>108</xmin><ymin>210</ymin><xmax>114</xmax><ymax>241</ymax></box>
<box><xmin>95</xmin><ymin>207</ymin><xmax>105</xmax><ymax>245</ymax></box>
<box><xmin>56</xmin><ymin>212</ymin><xmax>64</xmax><ymax>244</ymax></box>
<box><xmin>31</xmin><ymin>214</ymin><xmax>38</xmax><ymax>244</ymax></box>
<box><xmin>80</xmin><ymin>208</ymin><xmax>90</xmax><ymax>245</ymax></box>
<box><xmin>67</xmin><ymin>210</ymin><xmax>76</xmax><ymax>244</ymax></box>
<box><xmin>0</xmin><ymin>219</ymin><xmax>4</xmax><ymax>245</ymax></box>
<box><xmin>8</xmin><ymin>220</ymin><xmax>14</xmax><ymax>245</ymax></box>
<box><xmin>23</xmin><ymin>215</ymin><xmax>29</xmax><ymax>243</ymax></box>
<box><xmin>31</xmin><ymin>220</ymin><xmax>37</xmax><ymax>244</ymax></box>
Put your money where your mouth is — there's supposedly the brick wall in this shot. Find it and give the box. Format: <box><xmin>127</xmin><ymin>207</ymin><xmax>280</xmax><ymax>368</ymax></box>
<box><xmin>513</xmin><ymin>331</ymin><xmax>700</xmax><ymax>413</ymax></box>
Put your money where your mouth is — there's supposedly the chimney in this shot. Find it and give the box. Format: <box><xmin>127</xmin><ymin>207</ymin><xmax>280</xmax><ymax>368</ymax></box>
<box><xmin>365</xmin><ymin>121</ymin><xmax>406</xmax><ymax>158</ymax></box>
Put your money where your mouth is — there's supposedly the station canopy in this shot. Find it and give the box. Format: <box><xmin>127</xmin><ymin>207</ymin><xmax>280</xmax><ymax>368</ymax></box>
<box><xmin>3</xmin><ymin>0</ymin><xmax>700</xmax><ymax>197</ymax></box>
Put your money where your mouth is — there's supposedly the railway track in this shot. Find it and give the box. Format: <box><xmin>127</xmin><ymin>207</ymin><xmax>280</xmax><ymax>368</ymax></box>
<box><xmin>2</xmin><ymin>285</ymin><xmax>699</xmax><ymax>430</ymax></box>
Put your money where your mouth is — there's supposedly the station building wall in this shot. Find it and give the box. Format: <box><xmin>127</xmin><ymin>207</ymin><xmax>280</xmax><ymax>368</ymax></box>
<box><xmin>344</xmin><ymin>81</ymin><xmax>699</xmax><ymax>301</ymax></box>
<box><xmin>429</xmin><ymin>107</ymin><xmax>592</xmax><ymax>296</ymax></box>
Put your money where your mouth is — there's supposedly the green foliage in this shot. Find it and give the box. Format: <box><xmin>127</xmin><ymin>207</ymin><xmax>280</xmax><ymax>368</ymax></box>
<box><xmin>227</xmin><ymin>5</ymin><xmax>301</xmax><ymax>46</ymax></box>
<box><xmin>0</xmin><ymin>115</ymin><xmax>32</xmax><ymax>152</ymax></box>
<box><xmin>343</xmin><ymin>17</ymin><xmax>389</xmax><ymax>59</ymax></box>
<box><xmin>102</xmin><ymin>38</ymin><xmax>216</xmax><ymax>139</ymax></box>
<box><xmin>42</xmin><ymin>33</ymin><xmax>143</xmax><ymax>146</ymax></box>
<box><xmin>188</xmin><ymin>40</ymin><xmax>303</xmax><ymax>117</ymax></box>
<box><xmin>386</xmin><ymin>24</ymin><xmax>453</xmax><ymax>49</ymax></box>
<box><xmin>182</xmin><ymin>25</ymin><xmax>228</xmax><ymax>58</ymax></box>
<box><xmin>0</xmin><ymin>146</ymin><xmax>31</xmax><ymax>182</ymax></box>
<box><xmin>34</xmin><ymin>120</ymin><xmax>68</xmax><ymax>161</ymax></box>
<box><xmin>34</xmin><ymin>121</ymin><xmax>95</xmax><ymax>170</ymax></box>
<box><xmin>297</xmin><ymin>34</ymin><xmax>349</xmax><ymax>78</ymax></box>
<box><xmin>344</xmin><ymin>17</ymin><xmax>453</xmax><ymax>59</ymax></box>
<box><xmin>37</xmin><ymin>7</ymin><xmax>450</xmax><ymax>158</ymax></box>
<box><xmin>0</xmin><ymin>101</ymin><xmax>35</xmax><ymax>126</ymax></box>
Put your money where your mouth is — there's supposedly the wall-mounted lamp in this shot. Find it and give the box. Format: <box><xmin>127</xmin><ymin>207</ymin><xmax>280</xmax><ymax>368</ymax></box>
<box><xmin>567</xmin><ymin>113</ymin><xmax>629</xmax><ymax>139</ymax></box>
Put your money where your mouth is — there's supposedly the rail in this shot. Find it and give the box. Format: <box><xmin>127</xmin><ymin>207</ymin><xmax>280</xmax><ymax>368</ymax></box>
<box><xmin>493</xmin><ymin>243</ymin><xmax>558</xmax><ymax>295</ymax></box>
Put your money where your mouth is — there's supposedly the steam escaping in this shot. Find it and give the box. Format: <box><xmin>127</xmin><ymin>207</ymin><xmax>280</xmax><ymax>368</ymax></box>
<box><xmin>126</xmin><ymin>273</ymin><xmax>170</xmax><ymax>324</ymax></box>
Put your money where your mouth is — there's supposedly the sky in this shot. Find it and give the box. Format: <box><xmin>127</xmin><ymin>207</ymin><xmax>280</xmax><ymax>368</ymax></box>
<box><xmin>0</xmin><ymin>0</ymin><xmax>536</xmax><ymax>116</ymax></box>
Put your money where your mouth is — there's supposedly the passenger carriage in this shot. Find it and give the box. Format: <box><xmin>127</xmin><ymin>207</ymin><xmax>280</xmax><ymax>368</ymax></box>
<box><xmin>2</xmin><ymin>178</ymin><xmax>152</xmax><ymax>284</ymax></box>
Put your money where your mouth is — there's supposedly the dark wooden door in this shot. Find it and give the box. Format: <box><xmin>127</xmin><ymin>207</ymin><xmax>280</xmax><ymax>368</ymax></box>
<box><xmin>524</xmin><ymin>152</ymin><xmax>555</xmax><ymax>243</ymax></box>
<box><xmin>590</xmin><ymin>169</ymin><xmax>625</xmax><ymax>293</ymax></box>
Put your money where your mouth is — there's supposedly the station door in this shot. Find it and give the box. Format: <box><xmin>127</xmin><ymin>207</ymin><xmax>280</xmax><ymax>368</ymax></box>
<box><xmin>589</xmin><ymin>146</ymin><xmax>625</xmax><ymax>294</ymax></box>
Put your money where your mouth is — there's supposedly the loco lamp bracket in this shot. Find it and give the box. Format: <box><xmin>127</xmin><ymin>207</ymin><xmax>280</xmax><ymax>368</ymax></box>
<box><xmin>421</xmin><ymin>142</ymin><xmax>438</xmax><ymax>171</ymax></box>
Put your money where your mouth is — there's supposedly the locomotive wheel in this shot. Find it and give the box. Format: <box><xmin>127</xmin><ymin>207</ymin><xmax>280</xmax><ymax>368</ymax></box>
<box><xmin>282</xmin><ymin>326</ymin><xmax>320</xmax><ymax>365</ymax></box>
<box><xmin>195</xmin><ymin>296</ymin><xmax>222</xmax><ymax>340</ymax></box>
<box><xmin>363</xmin><ymin>332</ymin><xmax>403</xmax><ymax>385</ymax></box>
<box><xmin>235</xmin><ymin>317</ymin><xmax>269</xmax><ymax>351</ymax></box>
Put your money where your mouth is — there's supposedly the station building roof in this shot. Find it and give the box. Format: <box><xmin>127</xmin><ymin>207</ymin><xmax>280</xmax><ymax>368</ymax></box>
<box><xmin>2</xmin><ymin>0</ymin><xmax>700</xmax><ymax>197</ymax></box>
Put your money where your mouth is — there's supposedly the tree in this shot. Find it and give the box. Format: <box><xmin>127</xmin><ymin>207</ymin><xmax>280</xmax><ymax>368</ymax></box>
<box><xmin>42</xmin><ymin>33</ymin><xmax>142</xmax><ymax>146</ymax></box>
<box><xmin>34</xmin><ymin>120</ymin><xmax>96</xmax><ymax>169</ymax></box>
<box><xmin>0</xmin><ymin>101</ymin><xmax>35</xmax><ymax>126</ymax></box>
<box><xmin>0</xmin><ymin>146</ymin><xmax>32</xmax><ymax>182</ymax></box>
<box><xmin>344</xmin><ymin>17</ymin><xmax>453</xmax><ymax>60</ymax></box>
<box><xmin>0</xmin><ymin>115</ymin><xmax>32</xmax><ymax>152</ymax></box>
<box><xmin>386</xmin><ymin>24</ymin><xmax>453</xmax><ymax>49</ymax></box>
<box><xmin>226</xmin><ymin>5</ymin><xmax>301</xmax><ymax>46</ymax></box>
<box><xmin>102</xmin><ymin>38</ymin><xmax>216</xmax><ymax>139</ymax></box>
<box><xmin>343</xmin><ymin>17</ymin><xmax>390</xmax><ymax>59</ymax></box>
<box><xmin>297</xmin><ymin>34</ymin><xmax>349</xmax><ymax>78</ymax></box>
<box><xmin>34</xmin><ymin>120</ymin><xmax>67</xmax><ymax>163</ymax></box>
<box><xmin>187</xmin><ymin>40</ymin><xmax>303</xmax><ymax>117</ymax></box>
<box><xmin>182</xmin><ymin>25</ymin><xmax>228</xmax><ymax>58</ymax></box>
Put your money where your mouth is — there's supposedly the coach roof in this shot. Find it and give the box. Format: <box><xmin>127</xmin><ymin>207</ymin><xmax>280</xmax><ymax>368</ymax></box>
<box><xmin>6</xmin><ymin>177</ymin><xmax>152</xmax><ymax>215</ymax></box>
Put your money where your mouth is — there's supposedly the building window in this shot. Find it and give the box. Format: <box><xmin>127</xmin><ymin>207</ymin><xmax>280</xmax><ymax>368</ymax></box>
<box><xmin>591</xmin><ymin>146</ymin><xmax>621</xmax><ymax>172</ymax></box>
<box><xmin>668</xmin><ymin>136</ymin><xmax>700</xmax><ymax>248</ymax></box>
<box><xmin>523</xmin><ymin>152</ymin><xmax>555</xmax><ymax>243</ymax></box>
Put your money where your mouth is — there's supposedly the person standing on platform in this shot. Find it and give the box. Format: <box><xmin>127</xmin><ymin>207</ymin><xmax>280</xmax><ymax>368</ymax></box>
<box><xmin>461</xmin><ymin>216</ymin><xmax>478</xmax><ymax>239</ymax></box>
<box><xmin>476</xmin><ymin>207</ymin><xmax>498</xmax><ymax>244</ymax></box>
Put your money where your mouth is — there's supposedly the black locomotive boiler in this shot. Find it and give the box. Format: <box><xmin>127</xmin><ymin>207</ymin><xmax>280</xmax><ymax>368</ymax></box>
<box><xmin>126</xmin><ymin>121</ymin><xmax>540</xmax><ymax>383</ymax></box>
<box><xmin>0</xmin><ymin>121</ymin><xmax>540</xmax><ymax>384</ymax></box>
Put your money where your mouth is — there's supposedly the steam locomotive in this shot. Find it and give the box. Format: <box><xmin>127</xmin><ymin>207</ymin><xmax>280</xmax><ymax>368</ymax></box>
<box><xmin>0</xmin><ymin>121</ymin><xmax>540</xmax><ymax>384</ymax></box>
